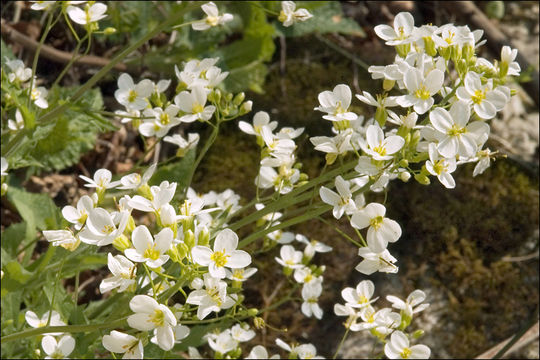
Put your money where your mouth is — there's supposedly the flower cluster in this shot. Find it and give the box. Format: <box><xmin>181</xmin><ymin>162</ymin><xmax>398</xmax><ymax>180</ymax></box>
<box><xmin>334</xmin><ymin>280</ymin><xmax>430</xmax><ymax>358</ymax></box>
<box><xmin>240</xmin><ymin>111</ymin><xmax>306</xmax><ymax>194</ymax></box>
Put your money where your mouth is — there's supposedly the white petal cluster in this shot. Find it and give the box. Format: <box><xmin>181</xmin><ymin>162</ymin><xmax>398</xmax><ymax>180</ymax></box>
<box><xmin>192</xmin><ymin>2</ymin><xmax>233</xmax><ymax>31</ymax></box>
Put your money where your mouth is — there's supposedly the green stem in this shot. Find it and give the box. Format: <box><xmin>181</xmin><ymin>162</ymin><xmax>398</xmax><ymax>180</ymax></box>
<box><xmin>333</xmin><ymin>327</ymin><xmax>351</xmax><ymax>359</ymax></box>
<box><xmin>27</xmin><ymin>6</ymin><xmax>58</xmax><ymax>107</ymax></box>
<box><xmin>1</xmin><ymin>318</ymin><xmax>128</xmax><ymax>343</ymax></box>
<box><xmin>229</xmin><ymin>159</ymin><xmax>357</xmax><ymax>232</ymax></box>
<box><xmin>317</xmin><ymin>216</ymin><xmax>363</xmax><ymax>248</ymax></box>
<box><xmin>51</xmin><ymin>33</ymin><xmax>90</xmax><ymax>89</ymax></box>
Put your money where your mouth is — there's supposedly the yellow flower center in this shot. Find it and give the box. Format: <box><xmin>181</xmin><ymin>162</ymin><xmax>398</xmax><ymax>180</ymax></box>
<box><xmin>128</xmin><ymin>90</ymin><xmax>138</xmax><ymax>103</ymax></box>
<box><xmin>432</xmin><ymin>160</ymin><xmax>448</xmax><ymax>175</ymax></box>
<box><xmin>445</xmin><ymin>32</ymin><xmax>455</xmax><ymax>45</ymax></box>
<box><xmin>373</xmin><ymin>145</ymin><xmax>387</xmax><ymax>157</ymax></box>
<box><xmin>233</xmin><ymin>269</ymin><xmax>244</xmax><ymax>279</ymax></box>
<box><xmin>304</xmin><ymin>273</ymin><xmax>313</xmax><ymax>283</ymax></box>
<box><xmin>447</xmin><ymin>124</ymin><xmax>466</xmax><ymax>137</ymax></box>
<box><xmin>144</xmin><ymin>245</ymin><xmax>161</xmax><ymax>260</ymax></box>
<box><xmin>160</xmin><ymin>112</ymin><xmax>170</xmax><ymax>125</ymax></box>
<box><xmin>400</xmin><ymin>347</ymin><xmax>412</xmax><ymax>359</ymax></box>
<box><xmin>102</xmin><ymin>225</ymin><xmax>115</xmax><ymax>234</ymax></box>
<box><xmin>31</xmin><ymin>88</ymin><xmax>40</xmax><ymax>100</ymax></box>
<box><xmin>207</xmin><ymin>286</ymin><xmax>223</xmax><ymax>306</ymax></box>
<box><xmin>471</xmin><ymin>89</ymin><xmax>486</xmax><ymax>105</ymax></box>
<box><xmin>358</xmin><ymin>295</ymin><xmax>369</xmax><ymax>305</ymax></box>
<box><xmin>206</xmin><ymin>16</ymin><xmax>219</xmax><ymax>27</ymax></box>
<box><xmin>414</xmin><ymin>86</ymin><xmax>431</xmax><ymax>100</ymax></box>
<box><xmin>369</xmin><ymin>216</ymin><xmax>384</xmax><ymax>230</ymax></box>
<box><xmin>334</xmin><ymin>101</ymin><xmax>346</xmax><ymax>115</ymax></box>
<box><xmin>211</xmin><ymin>250</ymin><xmax>229</xmax><ymax>267</ymax></box>
<box><xmin>150</xmin><ymin>308</ymin><xmax>165</xmax><ymax>326</ymax></box>
<box><xmin>278</xmin><ymin>10</ymin><xmax>287</xmax><ymax>23</ymax></box>
<box><xmin>192</xmin><ymin>103</ymin><xmax>204</xmax><ymax>114</ymax></box>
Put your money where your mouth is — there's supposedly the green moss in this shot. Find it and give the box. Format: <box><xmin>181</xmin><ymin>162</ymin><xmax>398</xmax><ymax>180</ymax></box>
<box><xmin>388</xmin><ymin>159</ymin><xmax>539</xmax><ymax>358</ymax></box>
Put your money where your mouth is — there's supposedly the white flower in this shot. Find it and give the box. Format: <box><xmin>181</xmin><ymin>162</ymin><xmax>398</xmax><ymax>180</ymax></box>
<box><xmin>41</xmin><ymin>335</ymin><xmax>75</xmax><ymax>359</ymax></box>
<box><xmin>425</xmin><ymin>143</ymin><xmax>457</xmax><ymax>189</ymax></box>
<box><xmin>207</xmin><ymin>329</ymin><xmax>237</xmax><ymax>354</ymax></box>
<box><xmin>99</xmin><ymin>253</ymin><xmax>136</xmax><ymax>293</ymax></box>
<box><xmin>356</xmin><ymin>91</ymin><xmax>399</xmax><ymax>109</ymax></box>
<box><xmin>360</xmin><ymin>124</ymin><xmax>405</xmax><ymax>161</ymax></box>
<box><xmin>128</xmin><ymin>181</ymin><xmax>177</xmax><ymax>213</ymax></box>
<box><xmin>118</xmin><ymin>163</ymin><xmax>157</xmax><ymax>190</ymax></box>
<box><xmin>301</xmin><ymin>282</ymin><xmax>323</xmax><ymax>319</ymax></box>
<box><xmin>374</xmin><ymin>12</ymin><xmax>416</xmax><ymax>46</ymax></box>
<box><xmin>350</xmin><ymin>202</ymin><xmax>402</xmax><ymax>253</ymax></box>
<box><xmin>384</xmin><ymin>331</ymin><xmax>431</xmax><ymax>359</ymax></box>
<box><xmin>79</xmin><ymin>168</ymin><xmax>121</xmax><ymax>191</ymax></box>
<box><xmin>42</xmin><ymin>230</ymin><xmax>80</xmax><ymax>251</ymax></box>
<box><xmin>472</xmin><ymin>148</ymin><xmax>495</xmax><ymax>177</ymax></box>
<box><xmin>356</xmin><ymin>247</ymin><xmax>398</xmax><ymax>274</ymax></box>
<box><xmin>354</xmin><ymin>306</ymin><xmax>400</xmax><ymax>334</ymax></box>
<box><xmin>139</xmin><ymin>105</ymin><xmax>182</xmax><ymax>138</ymax></box>
<box><xmin>429</xmin><ymin>100</ymin><xmax>489</xmax><ymax>158</ymax></box>
<box><xmin>297</xmin><ymin>343</ymin><xmax>324</xmax><ymax>359</ymax></box>
<box><xmin>114</xmin><ymin>108</ymin><xmax>141</xmax><ymax>124</ymax></box>
<box><xmin>25</xmin><ymin>310</ymin><xmax>66</xmax><ymax>335</ymax></box>
<box><xmin>230</xmin><ymin>323</ymin><xmax>255</xmax><ymax>342</ymax></box>
<box><xmin>62</xmin><ymin>195</ymin><xmax>95</xmax><ymax>230</ymax></box>
<box><xmin>386</xmin><ymin>289</ymin><xmax>429</xmax><ymax>319</ymax></box>
<box><xmin>192</xmin><ymin>2</ymin><xmax>233</xmax><ymax>31</ymax></box>
<box><xmin>185</xmin><ymin>273</ymin><xmax>236</xmax><ymax>320</ymax></box>
<box><xmin>500</xmin><ymin>46</ymin><xmax>520</xmax><ymax>76</ymax></box>
<box><xmin>191</xmin><ymin>228</ymin><xmax>251</xmax><ymax>279</ymax></box>
<box><xmin>238</xmin><ymin>111</ymin><xmax>278</xmax><ymax>137</ymax></box>
<box><xmin>6</xmin><ymin>59</ymin><xmax>32</xmax><ymax>83</ymax></box>
<box><xmin>334</xmin><ymin>303</ymin><xmax>362</xmax><ymax>330</ymax></box>
<box><xmin>456</xmin><ymin>71</ymin><xmax>508</xmax><ymax>119</ymax></box>
<box><xmin>397</xmin><ymin>68</ymin><xmax>444</xmax><ymax>114</ymax></box>
<box><xmin>341</xmin><ymin>280</ymin><xmax>378</xmax><ymax>309</ymax></box>
<box><xmin>296</xmin><ymin>234</ymin><xmax>332</xmax><ymax>259</ymax></box>
<box><xmin>67</xmin><ymin>2</ymin><xmax>107</xmax><ymax>25</ymax></box>
<box><xmin>78</xmin><ymin>208</ymin><xmax>129</xmax><ymax>246</ymax></box>
<box><xmin>127</xmin><ymin>295</ymin><xmax>177</xmax><ymax>351</ymax></box>
<box><xmin>8</xmin><ymin>109</ymin><xmax>24</xmax><ymax>131</ymax></box>
<box><xmin>30</xmin><ymin>85</ymin><xmax>49</xmax><ymax>109</ymax></box>
<box><xmin>387</xmin><ymin>110</ymin><xmax>419</xmax><ymax>129</ymax></box>
<box><xmin>275</xmin><ymin>245</ymin><xmax>304</xmax><ymax>269</ymax></box>
<box><xmin>225</xmin><ymin>267</ymin><xmax>258</xmax><ymax>282</ymax></box>
<box><xmin>102</xmin><ymin>330</ymin><xmax>144</xmax><ymax>359</ymax></box>
<box><xmin>114</xmin><ymin>73</ymin><xmax>153</xmax><ymax>111</ymax></box>
<box><xmin>125</xmin><ymin>226</ymin><xmax>173</xmax><ymax>268</ymax></box>
<box><xmin>279</xmin><ymin>1</ymin><xmax>313</xmax><ymax>27</ymax></box>
<box><xmin>310</xmin><ymin>129</ymin><xmax>354</xmax><ymax>161</ymax></box>
<box><xmin>247</xmin><ymin>345</ymin><xmax>280</xmax><ymax>359</ymax></box>
<box><xmin>30</xmin><ymin>1</ymin><xmax>56</xmax><ymax>11</ymax></box>
<box><xmin>319</xmin><ymin>176</ymin><xmax>356</xmax><ymax>219</ymax></box>
<box><xmin>314</xmin><ymin>84</ymin><xmax>357</xmax><ymax>122</ymax></box>
<box><xmin>267</xmin><ymin>229</ymin><xmax>295</xmax><ymax>244</ymax></box>
<box><xmin>294</xmin><ymin>266</ymin><xmax>322</xmax><ymax>285</ymax></box>
<box><xmin>174</xmin><ymin>86</ymin><xmax>216</xmax><ymax>122</ymax></box>
<box><xmin>164</xmin><ymin>133</ymin><xmax>200</xmax><ymax>157</ymax></box>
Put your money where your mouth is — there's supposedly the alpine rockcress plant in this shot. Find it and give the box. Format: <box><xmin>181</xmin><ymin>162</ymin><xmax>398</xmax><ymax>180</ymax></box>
<box><xmin>1</xmin><ymin>2</ymin><xmax>521</xmax><ymax>359</ymax></box>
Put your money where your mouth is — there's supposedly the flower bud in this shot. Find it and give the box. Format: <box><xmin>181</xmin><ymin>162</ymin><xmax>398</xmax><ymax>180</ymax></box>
<box><xmin>423</xmin><ymin>36</ymin><xmax>437</xmax><ymax>57</ymax></box>
<box><xmin>283</xmin><ymin>266</ymin><xmax>293</xmax><ymax>276</ymax></box>
<box><xmin>375</xmin><ymin>106</ymin><xmax>387</xmax><ymax>127</ymax></box>
<box><xmin>104</xmin><ymin>27</ymin><xmax>117</xmax><ymax>35</ymax></box>
<box><xmin>198</xmin><ymin>226</ymin><xmax>210</xmax><ymax>247</ymax></box>
<box><xmin>167</xmin><ymin>246</ymin><xmax>181</xmax><ymax>263</ymax></box>
<box><xmin>225</xmin><ymin>93</ymin><xmax>233</xmax><ymax>102</ymax></box>
<box><xmin>456</xmin><ymin>59</ymin><xmax>468</xmax><ymax>77</ymax></box>
<box><xmin>451</xmin><ymin>44</ymin><xmax>462</xmax><ymax>62</ymax></box>
<box><xmin>414</xmin><ymin>173</ymin><xmax>431</xmax><ymax>185</ymax></box>
<box><xmin>233</xmin><ymin>92</ymin><xmax>245</xmax><ymax>106</ymax></box>
<box><xmin>208</xmin><ymin>89</ymin><xmax>221</xmax><ymax>103</ymax></box>
<box><xmin>247</xmin><ymin>308</ymin><xmax>259</xmax><ymax>317</ymax></box>
<box><xmin>239</xmin><ymin>101</ymin><xmax>253</xmax><ymax>115</ymax></box>
<box><xmin>412</xmin><ymin>329</ymin><xmax>425</xmax><ymax>339</ymax></box>
<box><xmin>399</xmin><ymin>159</ymin><xmax>409</xmax><ymax>168</ymax></box>
<box><xmin>126</xmin><ymin>215</ymin><xmax>136</xmax><ymax>234</ymax></box>
<box><xmin>112</xmin><ymin>234</ymin><xmax>132</xmax><ymax>252</ymax></box>
<box><xmin>299</xmin><ymin>173</ymin><xmax>309</xmax><ymax>182</ymax></box>
<box><xmin>399</xmin><ymin>171</ymin><xmax>411</xmax><ymax>182</ymax></box>
<box><xmin>254</xmin><ymin>317</ymin><xmax>266</xmax><ymax>329</ymax></box>
<box><xmin>177</xmin><ymin>243</ymin><xmax>188</xmax><ymax>261</ymax></box>
<box><xmin>137</xmin><ymin>184</ymin><xmax>152</xmax><ymax>200</ymax></box>
<box><xmin>439</xmin><ymin>46</ymin><xmax>451</xmax><ymax>60</ymax></box>
<box><xmin>184</xmin><ymin>229</ymin><xmax>196</xmax><ymax>249</ymax></box>
<box><xmin>191</xmin><ymin>277</ymin><xmax>204</xmax><ymax>290</ymax></box>
<box><xmin>326</xmin><ymin>153</ymin><xmax>338</xmax><ymax>165</ymax></box>
<box><xmin>383</xmin><ymin>79</ymin><xmax>395</xmax><ymax>92</ymax></box>
<box><xmin>462</xmin><ymin>44</ymin><xmax>474</xmax><ymax>62</ymax></box>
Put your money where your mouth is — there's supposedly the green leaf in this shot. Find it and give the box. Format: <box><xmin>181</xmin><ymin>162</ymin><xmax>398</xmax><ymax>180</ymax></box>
<box><xmin>278</xmin><ymin>1</ymin><xmax>366</xmax><ymax>38</ymax></box>
<box><xmin>0</xmin><ymin>222</ymin><xmax>32</xmax><ymax>258</ymax></box>
<box><xmin>150</xmin><ymin>148</ymin><xmax>196</xmax><ymax>188</ymax></box>
<box><xmin>7</xmin><ymin>186</ymin><xmax>62</xmax><ymax>231</ymax></box>
<box><xmin>224</xmin><ymin>61</ymin><xmax>269</xmax><ymax>94</ymax></box>
<box><xmin>4</xmin><ymin>260</ymin><xmax>33</xmax><ymax>284</ymax></box>
<box><xmin>1</xmin><ymin>39</ymin><xmax>16</xmax><ymax>67</ymax></box>
<box><xmin>25</xmin><ymin>87</ymin><xmax>116</xmax><ymax>172</ymax></box>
